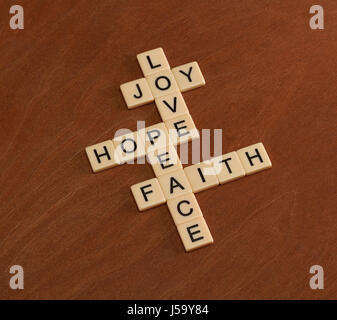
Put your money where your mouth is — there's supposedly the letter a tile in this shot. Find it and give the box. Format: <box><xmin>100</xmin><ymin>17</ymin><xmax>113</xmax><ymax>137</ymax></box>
<box><xmin>158</xmin><ymin>169</ymin><xmax>192</xmax><ymax>200</ymax></box>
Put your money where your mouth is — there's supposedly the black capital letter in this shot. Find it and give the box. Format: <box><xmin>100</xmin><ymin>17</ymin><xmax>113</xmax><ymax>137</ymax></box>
<box><xmin>197</xmin><ymin>167</ymin><xmax>206</xmax><ymax>183</ymax></box>
<box><xmin>220</xmin><ymin>157</ymin><xmax>233</xmax><ymax>174</ymax></box>
<box><xmin>140</xmin><ymin>184</ymin><xmax>153</xmax><ymax>202</ymax></box>
<box><xmin>170</xmin><ymin>177</ymin><xmax>185</xmax><ymax>194</ymax></box>
<box><xmin>146</xmin><ymin>55</ymin><xmax>161</xmax><ymax>70</ymax></box>
<box><xmin>121</xmin><ymin>138</ymin><xmax>137</xmax><ymax>153</ymax></box>
<box><xmin>179</xmin><ymin>66</ymin><xmax>193</xmax><ymax>82</ymax></box>
<box><xmin>157</xmin><ymin>152</ymin><xmax>173</xmax><ymax>169</ymax></box>
<box><xmin>245</xmin><ymin>148</ymin><xmax>263</xmax><ymax>166</ymax></box>
<box><xmin>163</xmin><ymin>96</ymin><xmax>177</xmax><ymax>112</ymax></box>
<box><xmin>187</xmin><ymin>224</ymin><xmax>204</xmax><ymax>242</ymax></box>
<box><xmin>155</xmin><ymin>76</ymin><xmax>171</xmax><ymax>91</ymax></box>
<box><xmin>133</xmin><ymin>83</ymin><xmax>143</xmax><ymax>99</ymax></box>
<box><xmin>174</xmin><ymin>120</ymin><xmax>189</xmax><ymax>137</ymax></box>
<box><xmin>147</xmin><ymin>129</ymin><xmax>161</xmax><ymax>145</ymax></box>
<box><xmin>177</xmin><ymin>200</ymin><xmax>193</xmax><ymax>216</ymax></box>
<box><xmin>94</xmin><ymin>146</ymin><xmax>111</xmax><ymax>164</ymax></box>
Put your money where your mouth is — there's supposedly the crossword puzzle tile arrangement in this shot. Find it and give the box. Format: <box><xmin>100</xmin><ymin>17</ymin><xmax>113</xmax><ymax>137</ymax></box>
<box><xmin>85</xmin><ymin>48</ymin><xmax>272</xmax><ymax>252</ymax></box>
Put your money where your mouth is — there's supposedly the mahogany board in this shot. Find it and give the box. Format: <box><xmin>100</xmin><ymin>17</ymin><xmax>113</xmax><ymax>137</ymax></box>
<box><xmin>0</xmin><ymin>0</ymin><xmax>336</xmax><ymax>299</ymax></box>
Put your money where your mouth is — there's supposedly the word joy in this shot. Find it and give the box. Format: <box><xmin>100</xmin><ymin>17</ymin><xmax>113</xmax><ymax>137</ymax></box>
<box><xmin>85</xmin><ymin>48</ymin><xmax>272</xmax><ymax>252</ymax></box>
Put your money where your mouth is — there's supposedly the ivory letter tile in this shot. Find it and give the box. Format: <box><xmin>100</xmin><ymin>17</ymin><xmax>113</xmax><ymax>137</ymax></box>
<box><xmin>120</xmin><ymin>78</ymin><xmax>154</xmax><ymax>109</ymax></box>
<box><xmin>137</xmin><ymin>48</ymin><xmax>170</xmax><ymax>77</ymax></box>
<box><xmin>113</xmin><ymin>131</ymin><xmax>146</xmax><ymax>163</ymax></box>
<box><xmin>85</xmin><ymin>140</ymin><xmax>120</xmax><ymax>173</ymax></box>
<box><xmin>236</xmin><ymin>142</ymin><xmax>272</xmax><ymax>175</ymax></box>
<box><xmin>165</xmin><ymin>113</ymin><xmax>199</xmax><ymax>146</ymax></box>
<box><xmin>158</xmin><ymin>169</ymin><xmax>192</xmax><ymax>200</ymax></box>
<box><xmin>184</xmin><ymin>161</ymin><xmax>219</xmax><ymax>193</ymax></box>
<box><xmin>177</xmin><ymin>217</ymin><xmax>213</xmax><ymax>252</ymax></box>
<box><xmin>147</xmin><ymin>144</ymin><xmax>182</xmax><ymax>177</ymax></box>
<box><xmin>138</xmin><ymin>122</ymin><xmax>171</xmax><ymax>152</ymax></box>
<box><xmin>211</xmin><ymin>151</ymin><xmax>245</xmax><ymax>184</ymax></box>
<box><xmin>167</xmin><ymin>193</ymin><xmax>203</xmax><ymax>226</ymax></box>
<box><xmin>131</xmin><ymin>178</ymin><xmax>166</xmax><ymax>211</ymax></box>
<box><xmin>146</xmin><ymin>69</ymin><xmax>179</xmax><ymax>98</ymax></box>
<box><xmin>171</xmin><ymin>61</ymin><xmax>205</xmax><ymax>92</ymax></box>
<box><xmin>155</xmin><ymin>91</ymin><xmax>189</xmax><ymax>121</ymax></box>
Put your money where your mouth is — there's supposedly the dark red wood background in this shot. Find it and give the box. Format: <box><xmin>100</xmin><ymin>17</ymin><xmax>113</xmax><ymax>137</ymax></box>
<box><xmin>0</xmin><ymin>0</ymin><xmax>336</xmax><ymax>299</ymax></box>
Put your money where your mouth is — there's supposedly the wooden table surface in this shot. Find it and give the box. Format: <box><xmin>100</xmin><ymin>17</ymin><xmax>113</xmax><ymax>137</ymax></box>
<box><xmin>0</xmin><ymin>0</ymin><xmax>336</xmax><ymax>300</ymax></box>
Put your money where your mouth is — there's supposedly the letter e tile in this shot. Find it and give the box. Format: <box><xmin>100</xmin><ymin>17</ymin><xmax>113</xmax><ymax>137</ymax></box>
<box><xmin>177</xmin><ymin>217</ymin><xmax>213</xmax><ymax>252</ymax></box>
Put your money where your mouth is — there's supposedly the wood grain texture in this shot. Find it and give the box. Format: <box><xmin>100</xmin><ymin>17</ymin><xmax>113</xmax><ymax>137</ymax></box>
<box><xmin>0</xmin><ymin>0</ymin><xmax>336</xmax><ymax>299</ymax></box>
